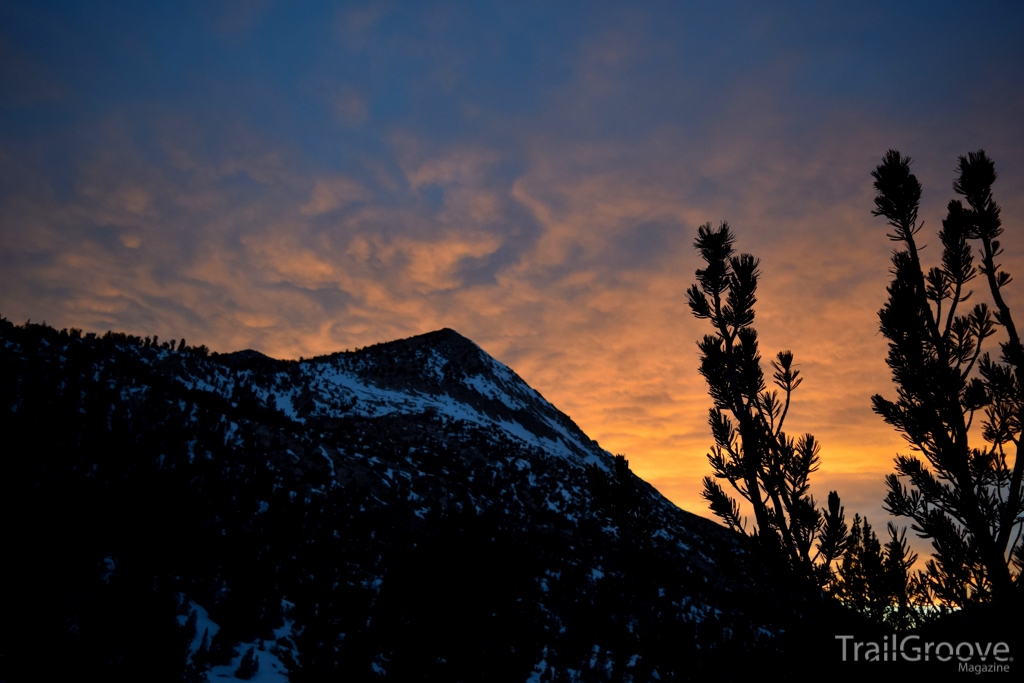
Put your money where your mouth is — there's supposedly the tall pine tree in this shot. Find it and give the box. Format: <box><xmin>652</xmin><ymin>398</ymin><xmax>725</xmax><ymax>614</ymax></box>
<box><xmin>871</xmin><ymin>149</ymin><xmax>1023</xmax><ymax>606</ymax></box>
<box><xmin>687</xmin><ymin>222</ymin><xmax>850</xmax><ymax>588</ymax></box>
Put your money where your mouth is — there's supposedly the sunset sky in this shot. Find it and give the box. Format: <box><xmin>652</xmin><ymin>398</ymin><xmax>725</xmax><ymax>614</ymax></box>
<box><xmin>3</xmin><ymin>0</ymin><xmax>1023</xmax><ymax>547</ymax></box>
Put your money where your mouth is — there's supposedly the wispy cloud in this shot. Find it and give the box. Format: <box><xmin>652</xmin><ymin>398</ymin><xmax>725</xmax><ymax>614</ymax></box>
<box><xmin>2</xmin><ymin>0</ymin><xmax>1023</xmax><ymax>536</ymax></box>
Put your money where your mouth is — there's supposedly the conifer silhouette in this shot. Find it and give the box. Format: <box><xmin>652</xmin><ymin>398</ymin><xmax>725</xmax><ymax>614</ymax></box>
<box><xmin>587</xmin><ymin>455</ymin><xmax>654</xmax><ymax>547</ymax></box>
<box><xmin>687</xmin><ymin>222</ymin><xmax>849</xmax><ymax>588</ymax></box>
<box><xmin>235</xmin><ymin>645</ymin><xmax>259</xmax><ymax>679</ymax></box>
<box><xmin>832</xmin><ymin>515</ymin><xmax>927</xmax><ymax>628</ymax></box>
<box><xmin>870</xmin><ymin>149</ymin><xmax>1023</xmax><ymax>606</ymax></box>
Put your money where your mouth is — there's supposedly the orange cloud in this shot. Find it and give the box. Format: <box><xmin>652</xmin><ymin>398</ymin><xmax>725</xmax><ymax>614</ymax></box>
<box><xmin>2</xmin><ymin>100</ymin><xmax>1023</xmax><ymax>571</ymax></box>
<box><xmin>299</xmin><ymin>176</ymin><xmax>370</xmax><ymax>216</ymax></box>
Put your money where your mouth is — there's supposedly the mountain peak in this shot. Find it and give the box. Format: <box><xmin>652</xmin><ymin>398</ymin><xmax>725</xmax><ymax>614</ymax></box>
<box><xmin>419</xmin><ymin>327</ymin><xmax>471</xmax><ymax>343</ymax></box>
<box><xmin>352</xmin><ymin>327</ymin><xmax>484</xmax><ymax>370</ymax></box>
<box><xmin>318</xmin><ymin>329</ymin><xmax>608</xmax><ymax>467</ymax></box>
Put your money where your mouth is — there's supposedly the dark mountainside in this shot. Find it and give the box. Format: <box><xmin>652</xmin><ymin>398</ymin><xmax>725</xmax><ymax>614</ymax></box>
<box><xmin>1</xmin><ymin>319</ymin><xmax>863</xmax><ymax>681</ymax></box>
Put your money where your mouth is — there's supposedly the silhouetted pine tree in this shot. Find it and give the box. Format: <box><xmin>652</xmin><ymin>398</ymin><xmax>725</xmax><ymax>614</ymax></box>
<box><xmin>687</xmin><ymin>222</ymin><xmax>850</xmax><ymax>589</ymax></box>
<box><xmin>587</xmin><ymin>455</ymin><xmax>654</xmax><ymax>547</ymax></box>
<box><xmin>870</xmin><ymin>150</ymin><xmax>1023</xmax><ymax>607</ymax></box>
<box><xmin>880</xmin><ymin>522</ymin><xmax>929</xmax><ymax>629</ymax></box>
<box><xmin>835</xmin><ymin>515</ymin><xmax>884</xmax><ymax>619</ymax></box>
<box><xmin>235</xmin><ymin>646</ymin><xmax>259</xmax><ymax>679</ymax></box>
<box><xmin>833</xmin><ymin>515</ymin><xmax>929</xmax><ymax>629</ymax></box>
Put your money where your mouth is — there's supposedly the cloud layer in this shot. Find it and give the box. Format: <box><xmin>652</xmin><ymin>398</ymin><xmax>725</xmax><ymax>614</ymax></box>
<box><xmin>2</xmin><ymin>1</ymin><xmax>1023</xmax><ymax>548</ymax></box>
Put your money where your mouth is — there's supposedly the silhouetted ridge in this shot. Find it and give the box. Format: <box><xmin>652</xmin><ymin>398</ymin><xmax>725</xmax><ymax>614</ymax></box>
<box><xmin>217</xmin><ymin>348</ymin><xmax>277</xmax><ymax>371</ymax></box>
<box><xmin>2</xmin><ymin>317</ymin><xmax>860</xmax><ymax>680</ymax></box>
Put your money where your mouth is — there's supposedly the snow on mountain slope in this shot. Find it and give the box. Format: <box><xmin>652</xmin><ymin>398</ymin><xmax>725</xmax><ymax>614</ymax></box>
<box><xmin>2</xmin><ymin>319</ymin><xmax>806</xmax><ymax>681</ymax></box>
<box><xmin>179</xmin><ymin>328</ymin><xmax>613</xmax><ymax>470</ymax></box>
<box><xmin>122</xmin><ymin>326</ymin><xmax>732</xmax><ymax>548</ymax></box>
<box><xmin>173</xmin><ymin>328</ymin><xmax>735</xmax><ymax>564</ymax></box>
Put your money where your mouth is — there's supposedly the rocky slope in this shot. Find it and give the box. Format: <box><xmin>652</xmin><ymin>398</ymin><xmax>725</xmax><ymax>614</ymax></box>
<box><xmin>1</xmin><ymin>319</ymin><xmax>825</xmax><ymax>682</ymax></box>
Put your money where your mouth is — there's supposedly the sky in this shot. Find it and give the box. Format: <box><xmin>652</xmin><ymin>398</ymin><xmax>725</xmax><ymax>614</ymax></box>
<box><xmin>2</xmin><ymin>0</ymin><xmax>1023</xmax><ymax>549</ymax></box>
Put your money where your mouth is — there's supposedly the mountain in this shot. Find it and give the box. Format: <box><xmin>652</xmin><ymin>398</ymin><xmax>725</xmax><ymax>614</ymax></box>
<box><xmin>0</xmin><ymin>318</ymin><xmax>837</xmax><ymax>682</ymax></box>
